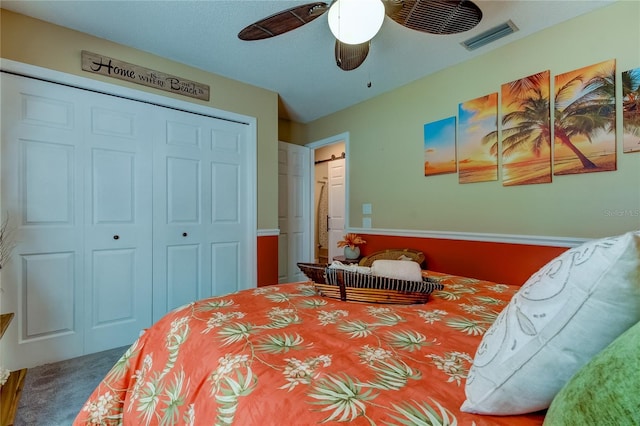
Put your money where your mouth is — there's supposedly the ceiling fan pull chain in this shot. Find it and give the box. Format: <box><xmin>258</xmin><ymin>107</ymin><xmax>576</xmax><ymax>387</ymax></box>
<box><xmin>367</xmin><ymin>46</ymin><xmax>373</xmax><ymax>88</ymax></box>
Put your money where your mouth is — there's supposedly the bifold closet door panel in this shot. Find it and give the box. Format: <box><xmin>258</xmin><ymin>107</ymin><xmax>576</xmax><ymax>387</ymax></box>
<box><xmin>209</xmin><ymin>119</ymin><xmax>252</xmax><ymax>296</ymax></box>
<box><xmin>1</xmin><ymin>74</ymin><xmax>86</xmax><ymax>369</ymax></box>
<box><xmin>82</xmin><ymin>94</ymin><xmax>153</xmax><ymax>354</ymax></box>
<box><xmin>0</xmin><ymin>73</ymin><xmax>153</xmax><ymax>368</ymax></box>
<box><xmin>152</xmin><ymin>109</ymin><xmax>251</xmax><ymax>321</ymax></box>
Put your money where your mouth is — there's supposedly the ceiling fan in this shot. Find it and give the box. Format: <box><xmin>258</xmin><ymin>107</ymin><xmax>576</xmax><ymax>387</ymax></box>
<box><xmin>238</xmin><ymin>0</ymin><xmax>483</xmax><ymax>71</ymax></box>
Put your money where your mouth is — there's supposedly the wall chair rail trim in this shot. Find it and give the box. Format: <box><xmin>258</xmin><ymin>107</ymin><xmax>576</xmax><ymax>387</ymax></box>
<box><xmin>349</xmin><ymin>228</ymin><xmax>589</xmax><ymax>248</ymax></box>
<box><xmin>257</xmin><ymin>229</ymin><xmax>279</xmax><ymax>237</ymax></box>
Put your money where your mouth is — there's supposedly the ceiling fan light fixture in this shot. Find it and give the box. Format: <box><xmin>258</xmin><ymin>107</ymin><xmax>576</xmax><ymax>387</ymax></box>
<box><xmin>328</xmin><ymin>0</ymin><xmax>385</xmax><ymax>45</ymax></box>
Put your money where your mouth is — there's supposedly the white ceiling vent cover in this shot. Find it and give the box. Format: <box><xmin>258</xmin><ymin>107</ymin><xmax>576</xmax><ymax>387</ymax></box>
<box><xmin>461</xmin><ymin>20</ymin><xmax>518</xmax><ymax>51</ymax></box>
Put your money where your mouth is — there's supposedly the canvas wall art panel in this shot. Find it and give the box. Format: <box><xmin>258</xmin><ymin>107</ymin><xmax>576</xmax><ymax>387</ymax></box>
<box><xmin>622</xmin><ymin>66</ymin><xmax>640</xmax><ymax>153</ymax></box>
<box><xmin>424</xmin><ymin>116</ymin><xmax>457</xmax><ymax>176</ymax></box>
<box><xmin>499</xmin><ymin>71</ymin><xmax>552</xmax><ymax>186</ymax></box>
<box><xmin>553</xmin><ymin>59</ymin><xmax>616</xmax><ymax>175</ymax></box>
<box><xmin>457</xmin><ymin>93</ymin><xmax>499</xmax><ymax>184</ymax></box>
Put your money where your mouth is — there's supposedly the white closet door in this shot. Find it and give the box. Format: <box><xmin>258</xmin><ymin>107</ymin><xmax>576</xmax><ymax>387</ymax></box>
<box><xmin>153</xmin><ymin>110</ymin><xmax>250</xmax><ymax>321</ymax></box>
<box><xmin>0</xmin><ymin>74</ymin><xmax>153</xmax><ymax>368</ymax></box>
<box><xmin>1</xmin><ymin>75</ymin><xmax>86</xmax><ymax>368</ymax></box>
<box><xmin>209</xmin><ymin>119</ymin><xmax>251</xmax><ymax>295</ymax></box>
<box><xmin>82</xmin><ymin>95</ymin><xmax>153</xmax><ymax>353</ymax></box>
<box><xmin>278</xmin><ymin>142</ymin><xmax>311</xmax><ymax>283</ymax></box>
<box><xmin>1</xmin><ymin>69</ymin><xmax>255</xmax><ymax>368</ymax></box>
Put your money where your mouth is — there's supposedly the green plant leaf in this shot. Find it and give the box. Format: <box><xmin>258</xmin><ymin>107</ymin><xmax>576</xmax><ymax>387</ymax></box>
<box><xmin>308</xmin><ymin>374</ymin><xmax>378</xmax><ymax>423</ymax></box>
<box><xmin>446</xmin><ymin>317</ymin><xmax>486</xmax><ymax>336</ymax></box>
<box><xmin>255</xmin><ymin>333</ymin><xmax>306</xmax><ymax>354</ymax></box>
<box><xmin>338</xmin><ymin>320</ymin><xmax>376</xmax><ymax>338</ymax></box>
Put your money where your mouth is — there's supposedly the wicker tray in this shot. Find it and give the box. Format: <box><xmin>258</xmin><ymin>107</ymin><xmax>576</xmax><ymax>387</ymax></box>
<box><xmin>313</xmin><ymin>282</ymin><xmax>431</xmax><ymax>304</ymax></box>
<box><xmin>297</xmin><ymin>262</ymin><xmax>438</xmax><ymax>305</ymax></box>
<box><xmin>297</xmin><ymin>262</ymin><xmax>328</xmax><ymax>283</ymax></box>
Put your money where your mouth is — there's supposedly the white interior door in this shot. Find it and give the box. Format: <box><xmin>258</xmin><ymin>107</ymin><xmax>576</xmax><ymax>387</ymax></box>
<box><xmin>278</xmin><ymin>142</ymin><xmax>311</xmax><ymax>283</ymax></box>
<box><xmin>0</xmin><ymin>73</ymin><xmax>153</xmax><ymax>367</ymax></box>
<box><xmin>83</xmin><ymin>95</ymin><xmax>153</xmax><ymax>354</ymax></box>
<box><xmin>153</xmin><ymin>109</ymin><xmax>251</xmax><ymax>320</ymax></box>
<box><xmin>1</xmin><ymin>74</ymin><xmax>86</xmax><ymax>368</ymax></box>
<box><xmin>327</xmin><ymin>158</ymin><xmax>346</xmax><ymax>261</ymax></box>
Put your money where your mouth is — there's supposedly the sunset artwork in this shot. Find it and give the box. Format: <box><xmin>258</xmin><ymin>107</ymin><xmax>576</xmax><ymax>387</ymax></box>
<box><xmin>424</xmin><ymin>116</ymin><xmax>457</xmax><ymax>176</ymax></box>
<box><xmin>458</xmin><ymin>93</ymin><xmax>498</xmax><ymax>183</ymax></box>
<box><xmin>499</xmin><ymin>71</ymin><xmax>552</xmax><ymax>186</ymax></box>
<box><xmin>554</xmin><ymin>59</ymin><xmax>617</xmax><ymax>175</ymax></box>
<box><xmin>622</xmin><ymin>66</ymin><xmax>640</xmax><ymax>153</ymax></box>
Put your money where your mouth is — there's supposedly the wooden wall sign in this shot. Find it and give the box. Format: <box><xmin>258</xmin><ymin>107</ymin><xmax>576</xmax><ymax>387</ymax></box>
<box><xmin>81</xmin><ymin>51</ymin><xmax>210</xmax><ymax>101</ymax></box>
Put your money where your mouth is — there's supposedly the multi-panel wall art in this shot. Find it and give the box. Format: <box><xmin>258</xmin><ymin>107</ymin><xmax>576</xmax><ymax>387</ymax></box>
<box><xmin>422</xmin><ymin>58</ymin><xmax>635</xmax><ymax>185</ymax></box>
<box><xmin>622</xmin><ymin>66</ymin><xmax>640</xmax><ymax>153</ymax></box>
<box><xmin>553</xmin><ymin>59</ymin><xmax>616</xmax><ymax>175</ymax></box>
<box><xmin>423</xmin><ymin>116</ymin><xmax>457</xmax><ymax>176</ymax></box>
<box><xmin>457</xmin><ymin>93</ymin><xmax>498</xmax><ymax>184</ymax></box>
<box><xmin>500</xmin><ymin>71</ymin><xmax>552</xmax><ymax>186</ymax></box>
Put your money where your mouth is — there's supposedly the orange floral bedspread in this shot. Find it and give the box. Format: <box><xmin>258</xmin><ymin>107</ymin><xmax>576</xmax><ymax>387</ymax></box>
<box><xmin>74</xmin><ymin>272</ymin><xmax>545</xmax><ymax>425</ymax></box>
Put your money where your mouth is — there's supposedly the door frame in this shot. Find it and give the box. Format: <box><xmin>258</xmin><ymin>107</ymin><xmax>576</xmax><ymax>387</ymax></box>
<box><xmin>0</xmin><ymin>59</ymin><xmax>258</xmax><ymax>289</ymax></box>
<box><xmin>306</xmin><ymin>132</ymin><xmax>350</xmax><ymax>262</ymax></box>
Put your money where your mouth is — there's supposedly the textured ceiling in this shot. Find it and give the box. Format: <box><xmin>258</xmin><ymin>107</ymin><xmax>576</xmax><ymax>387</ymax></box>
<box><xmin>2</xmin><ymin>0</ymin><xmax>615</xmax><ymax>123</ymax></box>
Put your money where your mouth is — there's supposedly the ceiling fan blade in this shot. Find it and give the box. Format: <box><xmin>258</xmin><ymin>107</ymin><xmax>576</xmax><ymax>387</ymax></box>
<box><xmin>383</xmin><ymin>0</ymin><xmax>482</xmax><ymax>35</ymax></box>
<box><xmin>238</xmin><ymin>2</ymin><xmax>329</xmax><ymax>40</ymax></box>
<box><xmin>335</xmin><ymin>40</ymin><xmax>370</xmax><ymax>71</ymax></box>
<box><xmin>382</xmin><ymin>0</ymin><xmax>404</xmax><ymax>17</ymax></box>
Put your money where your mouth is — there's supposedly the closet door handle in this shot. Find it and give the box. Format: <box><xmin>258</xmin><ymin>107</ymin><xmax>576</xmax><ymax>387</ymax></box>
<box><xmin>113</xmin><ymin>235</ymin><xmax>120</xmax><ymax>240</ymax></box>
<box><xmin>182</xmin><ymin>232</ymin><xmax>188</xmax><ymax>237</ymax></box>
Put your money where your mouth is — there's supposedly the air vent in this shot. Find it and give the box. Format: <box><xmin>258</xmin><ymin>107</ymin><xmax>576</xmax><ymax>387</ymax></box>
<box><xmin>461</xmin><ymin>20</ymin><xmax>518</xmax><ymax>51</ymax></box>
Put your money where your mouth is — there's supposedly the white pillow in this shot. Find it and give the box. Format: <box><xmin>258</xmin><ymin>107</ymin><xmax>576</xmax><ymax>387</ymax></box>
<box><xmin>461</xmin><ymin>230</ymin><xmax>640</xmax><ymax>415</ymax></box>
<box><xmin>370</xmin><ymin>259</ymin><xmax>422</xmax><ymax>282</ymax></box>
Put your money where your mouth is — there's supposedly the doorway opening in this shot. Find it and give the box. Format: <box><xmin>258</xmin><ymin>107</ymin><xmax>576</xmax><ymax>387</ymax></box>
<box><xmin>313</xmin><ymin>141</ymin><xmax>346</xmax><ymax>264</ymax></box>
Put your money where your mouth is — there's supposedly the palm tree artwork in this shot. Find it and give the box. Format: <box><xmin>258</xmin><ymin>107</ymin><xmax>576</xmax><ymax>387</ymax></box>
<box><xmin>423</xmin><ymin>116</ymin><xmax>457</xmax><ymax>177</ymax></box>
<box><xmin>457</xmin><ymin>93</ymin><xmax>499</xmax><ymax>184</ymax></box>
<box><xmin>482</xmin><ymin>71</ymin><xmax>553</xmax><ymax>186</ymax></box>
<box><xmin>553</xmin><ymin>59</ymin><xmax>617</xmax><ymax>175</ymax></box>
<box><xmin>622</xmin><ymin>67</ymin><xmax>640</xmax><ymax>153</ymax></box>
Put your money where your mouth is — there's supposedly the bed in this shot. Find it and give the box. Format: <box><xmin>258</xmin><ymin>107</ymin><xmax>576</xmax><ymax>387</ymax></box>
<box><xmin>72</xmin><ymin>271</ymin><xmax>544</xmax><ymax>425</ymax></box>
<box><xmin>74</xmin><ymin>231</ymin><xmax>640</xmax><ymax>425</ymax></box>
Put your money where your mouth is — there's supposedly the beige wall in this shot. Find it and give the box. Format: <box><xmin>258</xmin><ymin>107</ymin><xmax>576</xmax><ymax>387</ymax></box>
<box><xmin>0</xmin><ymin>9</ymin><xmax>279</xmax><ymax>230</ymax></box>
<box><xmin>301</xmin><ymin>1</ymin><xmax>640</xmax><ymax>239</ymax></box>
<box><xmin>278</xmin><ymin>117</ymin><xmax>307</xmax><ymax>145</ymax></box>
<box><xmin>3</xmin><ymin>4</ymin><xmax>639</xmax><ymax>239</ymax></box>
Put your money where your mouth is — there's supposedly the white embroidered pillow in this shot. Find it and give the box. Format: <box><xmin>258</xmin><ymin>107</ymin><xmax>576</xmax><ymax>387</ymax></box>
<box><xmin>461</xmin><ymin>230</ymin><xmax>640</xmax><ymax>415</ymax></box>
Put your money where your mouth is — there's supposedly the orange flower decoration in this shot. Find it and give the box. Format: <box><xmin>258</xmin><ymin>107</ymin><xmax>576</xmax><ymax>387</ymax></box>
<box><xmin>337</xmin><ymin>233</ymin><xmax>367</xmax><ymax>250</ymax></box>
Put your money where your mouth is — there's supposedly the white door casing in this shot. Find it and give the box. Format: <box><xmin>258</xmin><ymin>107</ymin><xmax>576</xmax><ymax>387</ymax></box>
<box><xmin>278</xmin><ymin>142</ymin><xmax>311</xmax><ymax>283</ymax></box>
<box><xmin>305</xmin><ymin>133</ymin><xmax>349</xmax><ymax>265</ymax></box>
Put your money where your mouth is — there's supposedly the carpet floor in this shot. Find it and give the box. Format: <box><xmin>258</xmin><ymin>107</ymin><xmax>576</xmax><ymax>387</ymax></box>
<box><xmin>15</xmin><ymin>345</ymin><xmax>128</xmax><ymax>425</ymax></box>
